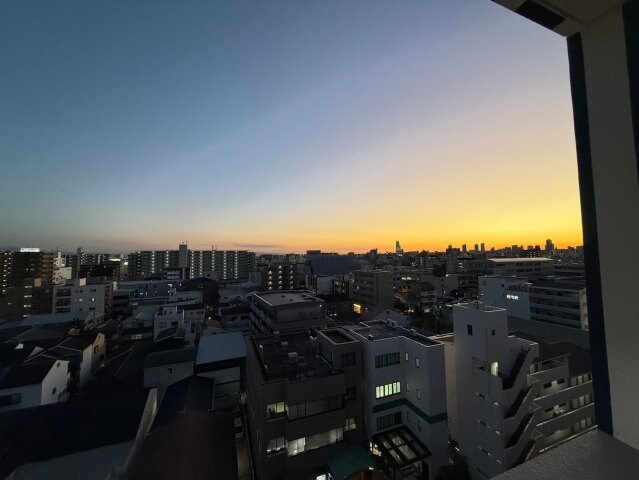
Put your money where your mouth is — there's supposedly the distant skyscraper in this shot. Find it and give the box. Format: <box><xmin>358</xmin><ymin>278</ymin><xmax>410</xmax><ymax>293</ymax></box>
<box><xmin>480</xmin><ymin>242</ymin><xmax>485</xmax><ymax>253</ymax></box>
<box><xmin>545</xmin><ymin>239</ymin><xmax>555</xmax><ymax>252</ymax></box>
<box><xmin>395</xmin><ymin>240</ymin><xmax>403</xmax><ymax>256</ymax></box>
<box><xmin>474</xmin><ymin>243</ymin><xmax>478</xmax><ymax>252</ymax></box>
<box><xmin>462</xmin><ymin>244</ymin><xmax>467</xmax><ymax>253</ymax></box>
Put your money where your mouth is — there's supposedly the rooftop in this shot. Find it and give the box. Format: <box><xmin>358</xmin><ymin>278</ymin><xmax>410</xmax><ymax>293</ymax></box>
<box><xmin>320</xmin><ymin>328</ymin><xmax>358</xmax><ymax>344</ymax></box>
<box><xmin>454</xmin><ymin>301</ymin><xmax>505</xmax><ymax>312</ymax></box>
<box><xmin>253</xmin><ymin>290</ymin><xmax>322</xmax><ymax>307</ymax></box>
<box><xmin>251</xmin><ymin>331</ymin><xmax>335</xmax><ymax>382</ymax></box>
<box><xmin>128</xmin><ymin>377</ymin><xmax>237</xmax><ymax>480</ymax></box>
<box><xmin>144</xmin><ymin>348</ymin><xmax>196</xmax><ymax>369</ymax></box>
<box><xmin>350</xmin><ymin>320</ymin><xmax>440</xmax><ymax>347</ymax></box>
<box><xmin>0</xmin><ymin>376</ymin><xmax>148</xmax><ymax>478</ymax></box>
<box><xmin>514</xmin><ymin>332</ymin><xmax>592</xmax><ymax>376</ymax></box>
<box><xmin>196</xmin><ymin>332</ymin><xmax>246</xmax><ymax>366</ymax></box>
<box><xmin>488</xmin><ymin>257</ymin><xmax>552</xmax><ymax>263</ymax></box>
<box><xmin>0</xmin><ymin>358</ymin><xmax>58</xmax><ymax>389</ymax></box>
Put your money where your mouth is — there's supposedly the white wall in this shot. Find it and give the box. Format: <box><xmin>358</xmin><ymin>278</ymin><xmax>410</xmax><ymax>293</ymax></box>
<box><xmin>41</xmin><ymin>360</ymin><xmax>70</xmax><ymax>405</ymax></box>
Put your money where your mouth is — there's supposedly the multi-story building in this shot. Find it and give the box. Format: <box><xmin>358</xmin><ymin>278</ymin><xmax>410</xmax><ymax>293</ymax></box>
<box><xmin>246</xmin><ymin>329</ymin><xmax>364</xmax><ymax>480</ymax></box>
<box><xmin>189</xmin><ymin>249</ymin><xmax>214</xmax><ymax>278</ymax></box>
<box><xmin>434</xmin><ymin>302</ymin><xmax>596</xmax><ymax>479</ymax></box>
<box><xmin>52</xmin><ymin>278</ymin><xmax>114</xmax><ymax>318</ymax></box>
<box><xmin>348</xmin><ymin>320</ymin><xmax>449</xmax><ymax>480</ymax></box>
<box><xmin>249</xmin><ymin>291</ymin><xmax>329</xmax><ymax>335</ymax></box>
<box><xmin>0</xmin><ymin>278</ymin><xmax>53</xmax><ymax>320</ymax></box>
<box><xmin>261</xmin><ymin>263</ymin><xmax>298</xmax><ymax>291</ymax></box>
<box><xmin>214</xmin><ymin>250</ymin><xmax>256</xmax><ymax>282</ymax></box>
<box><xmin>529</xmin><ymin>278</ymin><xmax>588</xmax><ymax>330</ymax></box>
<box><xmin>1</xmin><ymin>251</ymin><xmax>12</xmax><ymax>295</ymax></box>
<box><xmin>487</xmin><ymin>258</ymin><xmax>554</xmax><ymax>279</ymax></box>
<box><xmin>440</xmin><ymin>302</ymin><xmax>542</xmax><ymax>479</ymax></box>
<box><xmin>1</xmin><ymin>249</ymin><xmax>55</xmax><ymax>288</ymax></box>
<box><xmin>479</xmin><ymin>275</ymin><xmax>532</xmax><ymax>320</ymax></box>
<box><xmin>351</xmin><ymin>270</ymin><xmax>393</xmax><ymax>313</ymax></box>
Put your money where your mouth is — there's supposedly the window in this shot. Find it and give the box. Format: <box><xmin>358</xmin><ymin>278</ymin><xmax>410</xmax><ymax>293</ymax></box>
<box><xmin>375</xmin><ymin>381</ymin><xmax>401</xmax><ymax>399</ymax></box>
<box><xmin>405</xmin><ymin>352</ymin><xmax>409</xmax><ymax>362</ymax></box>
<box><xmin>287</xmin><ymin>427</ymin><xmax>343</xmax><ymax>457</ymax></box>
<box><xmin>342</xmin><ymin>351</ymin><xmax>356</xmax><ymax>367</ymax></box>
<box><xmin>267</xmin><ymin>436</ymin><xmax>286</xmax><ymax>455</ymax></box>
<box><xmin>491</xmin><ymin>329</ymin><xmax>496</xmax><ymax>336</ymax></box>
<box><xmin>52</xmin><ymin>387</ymin><xmax>57</xmax><ymax>395</ymax></box>
<box><xmin>344</xmin><ymin>387</ymin><xmax>356</xmax><ymax>401</ymax></box>
<box><xmin>267</xmin><ymin>402</ymin><xmax>285</xmax><ymax>418</ymax></box>
<box><xmin>167</xmin><ymin>367</ymin><xmax>173</xmax><ymax>374</ymax></box>
<box><xmin>417</xmin><ymin>421</ymin><xmax>422</xmax><ymax>432</ymax></box>
<box><xmin>345</xmin><ymin>417</ymin><xmax>356</xmax><ymax>431</ymax></box>
<box><xmin>0</xmin><ymin>393</ymin><xmax>21</xmax><ymax>406</ymax></box>
<box><xmin>416</xmin><ymin>388</ymin><xmax>421</xmax><ymax>400</ymax></box>
<box><xmin>375</xmin><ymin>352</ymin><xmax>400</xmax><ymax>368</ymax></box>
<box><xmin>287</xmin><ymin>395</ymin><xmax>343</xmax><ymax>420</ymax></box>
<box><xmin>467</xmin><ymin>325</ymin><xmax>473</xmax><ymax>335</ymax></box>
<box><xmin>415</xmin><ymin>357</ymin><xmax>420</xmax><ymax>368</ymax></box>
<box><xmin>376</xmin><ymin>412</ymin><xmax>402</xmax><ymax>431</ymax></box>
<box><xmin>406</xmin><ymin>382</ymin><xmax>410</xmax><ymax>392</ymax></box>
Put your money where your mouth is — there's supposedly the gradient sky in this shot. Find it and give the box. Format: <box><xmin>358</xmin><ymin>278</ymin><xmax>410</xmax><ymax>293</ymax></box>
<box><xmin>0</xmin><ymin>0</ymin><xmax>582</xmax><ymax>254</ymax></box>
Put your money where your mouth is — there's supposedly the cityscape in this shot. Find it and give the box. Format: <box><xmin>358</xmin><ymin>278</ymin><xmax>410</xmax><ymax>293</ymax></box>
<box><xmin>2</xmin><ymin>1</ymin><xmax>639</xmax><ymax>480</ymax></box>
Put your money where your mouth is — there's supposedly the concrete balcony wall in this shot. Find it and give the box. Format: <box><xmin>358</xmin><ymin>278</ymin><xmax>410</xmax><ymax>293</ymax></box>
<box><xmin>535</xmin><ymin>381</ymin><xmax>593</xmax><ymax>411</ymax></box>
<box><xmin>536</xmin><ymin>403</ymin><xmax>596</xmax><ymax>437</ymax></box>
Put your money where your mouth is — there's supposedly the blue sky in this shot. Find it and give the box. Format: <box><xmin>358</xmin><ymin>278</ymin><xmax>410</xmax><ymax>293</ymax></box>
<box><xmin>0</xmin><ymin>1</ymin><xmax>580</xmax><ymax>253</ymax></box>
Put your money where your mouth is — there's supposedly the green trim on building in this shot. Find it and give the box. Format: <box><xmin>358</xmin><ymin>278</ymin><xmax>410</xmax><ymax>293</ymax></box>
<box><xmin>372</xmin><ymin>398</ymin><xmax>447</xmax><ymax>424</ymax></box>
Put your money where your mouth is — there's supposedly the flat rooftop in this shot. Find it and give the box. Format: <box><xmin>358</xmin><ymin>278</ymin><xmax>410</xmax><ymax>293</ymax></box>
<box><xmin>488</xmin><ymin>258</ymin><xmax>552</xmax><ymax>263</ymax></box>
<box><xmin>320</xmin><ymin>329</ymin><xmax>357</xmax><ymax>344</ymax></box>
<box><xmin>350</xmin><ymin>321</ymin><xmax>439</xmax><ymax>347</ymax></box>
<box><xmin>253</xmin><ymin>290</ymin><xmax>322</xmax><ymax>307</ymax></box>
<box><xmin>196</xmin><ymin>332</ymin><xmax>246</xmax><ymax>366</ymax></box>
<box><xmin>454</xmin><ymin>301</ymin><xmax>505</xmax><ymax>313</ymax></box>
<box><xmin>251</xmin><ymin>332</ymin><xmax>335</xmax><ymax>382</ymax></box>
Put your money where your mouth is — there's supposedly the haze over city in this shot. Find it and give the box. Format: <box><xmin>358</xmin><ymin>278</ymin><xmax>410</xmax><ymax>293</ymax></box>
<box><xmin>1</xmin><ymin>0</ymin><xmax>582</xmax><ymax>253</ymax></box>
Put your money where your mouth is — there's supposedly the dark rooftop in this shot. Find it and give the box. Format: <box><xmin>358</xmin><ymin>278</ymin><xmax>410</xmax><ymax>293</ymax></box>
<box><xmin>0</xmin><ymin>358</ymin><xmax>57</xmax><ymax>389</ymax></box>
<box><xmin>321</xmin><ymin>328</ymin><xmax>357</xmax><ymax>344</ymax></box>
<box><xmin>144</xmin><ymin>348</ymin><xmax>196</xmax><ymax>369</ymax></box>
<box><xmin>515</xmin><ymin>332</ymin><xmax>592</xmax><ymax>377</ymax></box>
<box><xmin>155</xmin><ymin>326</ymin><xmax>186</xmax><ymax>342</ymax></box>
<box><xmin>0</xmin><ymin>376</ymin><xmax>148</xmax><ymax>478</ymax></box>
<box><xmin>251</xmin><ymin>331</ymin><xmax>336</xmax><ymax>382</ymax></box>
<box><xmin>128</xmin><ymin>376</ymin><xmax>237</xmax><ymax>480</ymax></box>
<box><xmin>351</xmin><ymin>320</ymin><xmax>440</xmax><ymax>347</ymax></box>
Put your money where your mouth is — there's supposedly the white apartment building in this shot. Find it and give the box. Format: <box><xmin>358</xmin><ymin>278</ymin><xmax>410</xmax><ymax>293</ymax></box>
<box><xmin>349</xmin><ymin>320</ymin><xmax>449</xmax><ymax>480</ymax></box>
<box><xmin>479</xmin><ymin>276</ymin><xmax>531</xmax><ymax>320</ymax></box>
<box><xmin>439</xmin><ymin>303</ymin><xmax>541</xmax><ymax>480</ymax></box>
<box><xmin>52</xmin><ymin>278</ymin><xmax>114</xmax><ymax>317</ymax></box>
<box><xmin>434</xmin><ymin>302</ymin><xmax>596</xmax><ymax>479</ymax></box>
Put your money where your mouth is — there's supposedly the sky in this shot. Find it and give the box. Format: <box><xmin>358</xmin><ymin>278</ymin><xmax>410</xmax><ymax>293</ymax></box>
<box><xmin>0</xmin><ymin>0</ymin><xmax>583</xmax><ymax>254</ymax></box>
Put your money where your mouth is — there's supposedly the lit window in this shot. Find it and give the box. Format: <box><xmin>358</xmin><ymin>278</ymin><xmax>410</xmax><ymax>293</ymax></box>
<box><xmin>375</xmin><ymin>382</ymin><xmax>401</xmax><ymax>399</ymax></box>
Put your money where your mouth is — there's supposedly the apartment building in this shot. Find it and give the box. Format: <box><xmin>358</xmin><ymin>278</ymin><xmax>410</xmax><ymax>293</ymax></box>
<box><xmin>349</xmin><ymin>320</ymin><xmax>449</xmax><ymax>480</ymax></box>
<box><xmin>260</xmin><ymin>263</ymin><xmax>298</xmax><ymax>291</ymax></box>
<box><xmin>52</xmin><ymin>278</ymin><xmax>114</xmax><ymax>318</ymax></box>
<box><xmin>440</xmin><ymin>302</ymin><xmax>542</xmax><ymax>480</ymax></box>
<box><xmin>529</xmin><ymin>278</ymin><xmax>588</xmax><ymax>330</ymax></box>
<box><xmin>246</xmin><ymin>329</ymin><xmax>364</xmax><ymax>480</ymax></box>
<box><xmin>351</xmin><ymin>270</ymin><xmax>393</xmax><ymax>313</ymax></box>
<box><xmin>249</xmin><ymin>291</ymin><xmax>329</xmax><ymax>335</ymax></box>
<box><xmin>487</xmin><ymin>258</ymin><xmax>554</xmax><ymax>279</ymax></box>
<box><xmin>214</xmin><ymin>250</ymin><xmax>256</xmax><ymax>282</ymax></box>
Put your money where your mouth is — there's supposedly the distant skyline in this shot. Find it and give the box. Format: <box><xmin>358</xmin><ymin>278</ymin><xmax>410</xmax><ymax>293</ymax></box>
<box><xmin>0</xmin><ymin>1</ymin><xmax>582</xmax><ymax>253</ymax></box>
